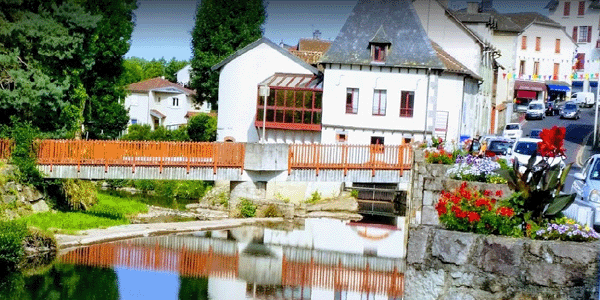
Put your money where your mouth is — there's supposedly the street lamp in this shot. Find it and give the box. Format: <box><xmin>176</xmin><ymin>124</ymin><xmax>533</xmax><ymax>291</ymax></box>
<box><xmin>259</xmin><ymin>85</ymin><xmax>270</xmax><ymax>143</ymax></box>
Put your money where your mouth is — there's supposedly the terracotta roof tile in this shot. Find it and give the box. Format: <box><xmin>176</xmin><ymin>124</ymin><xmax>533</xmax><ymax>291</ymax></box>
<box><xmin>297</xmin><ymin>39</ymin><xmax>332</xmax><ymax>52</ymax></box>
<box><xmin>127</xmin><ymin>77</ymin><xmax>196</xmax><ymax>95</ymax></box>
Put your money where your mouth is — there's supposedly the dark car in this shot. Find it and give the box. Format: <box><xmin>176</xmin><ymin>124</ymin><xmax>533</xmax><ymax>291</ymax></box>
<box><xmin>485</xmin><ymin>138</ymin><xmax>514</xmax><ymax>157</ymax></box>
<box><xmin>560</xmin><ymin>101</ymin><xmax>580</xmax><ymax>119</ymax></box>
<box><xmin>545</xmin><ymin>101</ymin><xmax>559</xmax><ymax>116</ymax></box>
<box><xmin>529</xmin><ymin>129</ymin><xmax>542</xmax><ymax>138</ymax></box>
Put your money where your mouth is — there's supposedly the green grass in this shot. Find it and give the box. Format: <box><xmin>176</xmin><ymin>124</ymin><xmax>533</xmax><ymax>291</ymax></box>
<box><xmin>21</xmin><ymin>192</ymin><xmax>149</xmax><ymax>234</ymax></box>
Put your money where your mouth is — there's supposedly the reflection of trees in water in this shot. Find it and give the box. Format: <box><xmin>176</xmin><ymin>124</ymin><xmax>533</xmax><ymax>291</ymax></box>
<box><xmin>0</xmin><ymin>264</ymin><xmax>119</xmax><ymax>300</ymax></box>
<box><xmin>178</xmin><ymin>276</ymin><xmax>208</xmax><ymax>300</ymax></box>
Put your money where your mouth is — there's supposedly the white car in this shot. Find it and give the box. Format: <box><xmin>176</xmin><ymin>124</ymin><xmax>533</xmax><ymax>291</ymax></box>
<box><xmin>571</xmin><ymin>154</ymin><xmax>600</xmax><ymax>227</ymax></box>
<box><xmin>507</xmin><ymin>138</ymin><xmax>565</xmax><ymax>171</ymax></box>
<box><xmin>502</xmin><ymin>123</ymin><xmax>523</xmax><ymax>140</ymax></box>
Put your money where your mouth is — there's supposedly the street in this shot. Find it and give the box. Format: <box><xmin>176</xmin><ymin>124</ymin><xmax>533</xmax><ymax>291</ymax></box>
<box><xmin>519</xmin><ymin>105</ymin><xmax>597</xmax><ymax>192</ymax></box>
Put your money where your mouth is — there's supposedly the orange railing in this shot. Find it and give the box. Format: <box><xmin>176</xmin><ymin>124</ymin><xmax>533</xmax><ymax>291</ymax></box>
<box><xmin>36</xmin><ymin>140</ymin><xmax>246</xmax><ymax>174</ymax></box>
<box><xmin>288</xmin><ymin>144</ymin><xmax>413</xmax><ymax>176</ymax></box>
<box><xmin>0</xmin><ymin>139</ymin><xmax>13</xmax><ymax>160</ymax></box>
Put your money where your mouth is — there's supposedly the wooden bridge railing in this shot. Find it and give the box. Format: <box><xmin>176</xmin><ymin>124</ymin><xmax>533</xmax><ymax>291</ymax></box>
<box><xmin>288</xmin><ymin>144</ymin><xmax>413</xmax><ymax>176</ymax></box>
<box><xmin>0</xmin><ymin>139</ymin><xmax>13</xmax><ymax>160</ymax></box>
<box><xmin>36</xmin><ymin>140</ymin><xmax>246</xmax><ymax>174</ymax></box>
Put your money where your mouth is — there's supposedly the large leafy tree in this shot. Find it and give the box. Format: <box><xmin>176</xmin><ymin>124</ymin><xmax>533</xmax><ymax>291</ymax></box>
<box><xmin>120</xmin><ymin>57</ymin><xmax>188</xmax><ymax>86</ymax></box>
<box><xmin>0</xmin><ymin>0</ymin><xmax>136</xmax><ymax>139</ymax></box>
<box><xmin>190</xmin><ymin>0</ymin><xmax>266</xmax><ymax>109</ymax></box>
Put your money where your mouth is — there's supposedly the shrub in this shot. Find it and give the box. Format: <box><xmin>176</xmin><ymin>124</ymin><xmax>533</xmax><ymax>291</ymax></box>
<box><xmin>274</xmin><ymin>192</ymin><xmax>290</xmax><ymax>203</ymax></box>
<box><xmin>237</xmin><ymin>198</ymin><xmax>256</xmax><ymax>218</ymax></box>
<box><xmin>121</xmin><ymin>124</ymin><xmax>190</xmax><ymax>141</ymax></box>
<box><xmin>187</xmin><ymin>113</ymin><xmax>217</xmax><ymax>142</ymax></box>
<box><xmin>0</xmin><ymin>220</ymin><xmax>28</xmax><ymax>273</ymax></box>
<box><xmin>1</xmin><ymin>122</ymin><xmax>43</xmax><ymax>186</ymax></box>
<box><xmin>532</xmin><ymin>219</ymin><xmax>600</xmax><ymax>242</ymax></box>
<box><xmin>425</xmin><ymin>149</ymin><xmax>455</xmax><ymax>164</ymax></box>
<box><xmin>61</xmin><ymin>179</ymin><xmax>97</xmax><ymax>210</ymax></box>
<box><xmin>259</xmin><ymin>204</ymin><xmax>282</xmax><ymax>218</ymax></box>
<box><xmin>350</xmin><ymin>190</ymin><xmax>359</xmax><ymax>198</ymax></box>
<box><xmin>436</xmin><ymin>182</ymin><xmax>522</xmax><ymax>237</ymax></box>
<box><xmin>446</xmin><ymin>155</ymin><xmax>506</xmax><ymax>184</ymax></box>
<box><xmin>306</xmin><ymin>191</ymin><xmax>322</xmax><ymax>204</ymax></box>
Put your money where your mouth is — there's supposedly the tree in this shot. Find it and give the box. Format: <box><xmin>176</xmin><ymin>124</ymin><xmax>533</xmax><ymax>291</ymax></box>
<box><xmin>165</xmin><ymin>57</ymin><xmax>189</xmax><ymax>83</ymax></box>
<box><xmin>187</xmin><ymin>113</ymin><xmax>217</xmax><ymax>142</ymax></box>
<box><xmin>190</xmin><ymin>0</ymin><xmax>266</xmax><ymax>109</ymax></box>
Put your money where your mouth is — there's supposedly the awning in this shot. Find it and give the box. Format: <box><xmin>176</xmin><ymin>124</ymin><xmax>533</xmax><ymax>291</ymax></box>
<box><xmin>514</xmin><ymin>80</ymin><xmax>547</xmax><ymax>92</ymax></box>
<box><xmin>516</xmin><ymin>90</ymin><xmax>537</xmax><ymax>99</ymax></box>
<box><xmin>150</xmin><ymin>109</ymin><xmax>166</xmax><ymax>119</ymax></box>
<box><xmin>546</xmin><ymin>81</ymin><xmax>571</xmax><ymax>92</ymax></box>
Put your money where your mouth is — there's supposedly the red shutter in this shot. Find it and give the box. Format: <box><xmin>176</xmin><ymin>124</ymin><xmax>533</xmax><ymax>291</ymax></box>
<box><xmin>588</xmin><ymin>26</ymin><xmax>592</xmax><ymax>42</ymax></box>
<box><xmin>573</xmin><ymin>26</ymin><xmax>578</xmax><ymax>42</ymax></box>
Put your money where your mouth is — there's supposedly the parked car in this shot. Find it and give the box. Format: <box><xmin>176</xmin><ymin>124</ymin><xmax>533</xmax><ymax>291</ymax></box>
<box><xmin>545</xmin><ymin>101</ymin><xmax>559</xmax><ymax>116</ymax></box>
<box><xmin>484</xmin><ymin>137</ymin><xmax>514</xmax><ymax>158</ymax></box>
<box><xmin>507</xmin><ymin>138</ymin><xmax>565</xmax><ymax>172</ymax></box>
<box><xmin>502</xmin><ymin>123</ymin><xmax>523</xmax><ymax>140</ymax></box>
<box><xmin>525</xmin><ymin>101</ymin><xmax>545</xmax><ymax>120</ymax></box>
<box><xmin>559</xmin><ymin>101</ymin><xmax>580</xmax><ymax>119</ymax></box>
<box><xmin>571</xmin><ymin>154</ymin><xmax>600</xmax><ymax>228</ymax></box>
<box><xmin>528</xmin><ymin>129</ymin><xmax>542</xmax><ymax>138</ymax></box>
<box><xmin>573</xmin><ymin>92</ymin><xmax>595</xmax><ymax>108</ymax></box>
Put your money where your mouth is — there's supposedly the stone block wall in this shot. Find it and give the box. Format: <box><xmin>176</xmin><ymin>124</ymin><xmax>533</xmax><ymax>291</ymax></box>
<box><xmin>405</xmin><ymin>226</ymin><xmax>600</xmax><ymax>300</ymax></box>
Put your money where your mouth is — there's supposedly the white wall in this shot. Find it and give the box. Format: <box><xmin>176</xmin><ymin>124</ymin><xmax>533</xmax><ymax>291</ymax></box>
<box><xmin>320</xmin><ymin>66</ymin><xmax>431</xmax><ymax>145</ymax></box>
<box><xmin>124</xmin><ymin>93</ymin><xmax>150</xmax><ymax>126</ymax></box>
<box><xmin>176</xmin><ymin>64</ymin><xmax>191</xmax><ymax>86</ymax></box>
<box><xmin>437</xmin><ymin>73</ymin><xmax>466</xmax><ymax>142</ymax></box>
<box><xmin>217</xmin><ymin>43</ymin><xmax>315</xmax><ymax>142</ymax></box>
<box><xmin>124</xmin><ymin>91</ymin><xmax>195</xmax><ymax>130</ymax></box>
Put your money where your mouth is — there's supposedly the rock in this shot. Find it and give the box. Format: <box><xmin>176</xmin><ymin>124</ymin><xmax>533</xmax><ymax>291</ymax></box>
<box><xmin>526</xmin><ymin>262</ymin><xmax>586</xmax><ymax>287</ymax></box>
<box><xmin>407</xmin><ymin>226</ymin><xmax>432</xmax><ymax>264</ymax></box>
<box><xmin>475</xmin><ymin>236</ymin><xmax>524</xmax><ymax>277</ymax></box>
<box><xmin>432</xmin><ymin>230</ymin><xmax>477</xmax><ymax>265</ymax></box>
<box><xmin>547</xmin><ymin>242</ymin><xmax>598</xmax><ymax>265</ymax></box>
<box><xmin>404</xmin><ymin>268</ymin><xmax>445</xmax><ymax>300</ymax></box>
<box><xmin>2</xmin><ymin>195</ymin><xmax>16</xmax><ymax>204</ymax></box>
<box><xmin>31</xmin><ymin>200</ymin><xmax>50</xmax><ymax>213</ymax></box>
<box><xmin>306</xmin><ymin>197</ymin><xmax>358</xmax><ymax>212</ymax></box>
<box><xmin>450</xmin><ymin>271</ymin><xmax>475</xmax><ymax>287</ymax></box>
<box><xmin>440</xmin><ymin>291</ymin><xmax>476</xmax><ymax>300</ymax></box>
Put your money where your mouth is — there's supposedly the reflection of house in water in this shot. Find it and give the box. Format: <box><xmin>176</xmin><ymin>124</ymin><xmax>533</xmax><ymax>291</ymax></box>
<box><xmin>60</xmin><ymin>219</ymin><xmax>404</xmax><ymax>299</ymax></box>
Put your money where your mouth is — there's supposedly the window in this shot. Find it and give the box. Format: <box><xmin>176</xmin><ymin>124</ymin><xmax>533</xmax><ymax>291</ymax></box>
<box><xmin>172</xmin><ymin>97</ymin><xmax>179</xmax><ymax>106</ymax></box>
<box><xmin>131</xmin><ymin>119</ymin><xmax>137</xmax><ymax>124</ymax></box>
<box><xmin>346</xmin><ymin>88</ymin><xmax>359</xmax><ymax>114</ymax></box>
<box><xmin>553</xmin><ymin>63</ymin><xmax>560</xmax><ymax>78</ymax></box>
<box><xmin>373</xmin><ymin>45</ymin><xmax>386</xmax><ymax>62</ymax></box>
<box><xmin>521</xmin><ymin>36</ymin><xmax>527</xmax><ymax>50</ymax></box>
<box><xmin>400</xmin><ymin>91</ymin><xmax>414</xmax><ymax>117</ymax></box>
<box><xmin>579</xmin><ymin>1</ymin><xmax>585</xmax><ymax>15</ymax></box>
<box><xmin>519</xmin><ymin>60</ymin><xmax>525</xmax><ymax>77</ymax></box>
<box><xmin>370</xmin><ymin>136</ymin><xmax>384</xmax><ymax>154</ymax></box>
<box><xmin>578</xmin><ymin>26</ymin><xmax>591</xmax><ymax>42</ymax></box>
<box><xmin>403</xmin><ymin>137</ymin><xmax>412</xmax><ymax>144</ymax></box>
<box><xmin>336</xmin><ymin>133</ymin><xmax>347</xmax><ymax>143</ymax></box>
<box><xmin>372</xmin><ymin>89</ymin><xmax>387</xmax><ymax>115</ymax></box>
<box><xmin>555</xmin><ymin>39</ymin><xmax>561</xmax><ymax>53</ymax></box>
<box><xmin>533</xmin><ymin>62</ymin><xmax>539</xmax><ymax>75</ymax></box>
<box><xmin>535</xmin><ymin>37</ymin><xmax>541</xmax><ymax>51</ymax></box>
<box><xmin>564</xmin><ymin>1</ymin><xmax>570</xmax><ymax>16</ymax></box>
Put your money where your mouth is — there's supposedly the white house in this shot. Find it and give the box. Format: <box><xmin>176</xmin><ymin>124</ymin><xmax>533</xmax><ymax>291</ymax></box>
<box><xmin>125</xmin><ymin>77</ymin><xmax>199</xmax><ymax>130</ymax></box>
<box><xmin>547</xmin><ymin>0</ymin><xmax>600</xmax><ymax>94</ymax></box>
<box><xmin>175</xmin><ymin>64</ymin><xmax>212</xmax><ymax>113</ymax></box>
<box><xmin>319</xmin><ymin>0</ymin><xmax>482</xmax><ymax>144</ymax></box>
<box><xmin>212</xmin><ymin>37</ymin><xmax>321</xmax><ymax>143</ymax></box>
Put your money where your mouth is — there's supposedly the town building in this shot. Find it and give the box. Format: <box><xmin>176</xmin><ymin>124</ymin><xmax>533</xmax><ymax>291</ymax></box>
<box><xmin>124</xmin><ymin>77</ymin><xmax>198</xmax><ymax>130</ymax></box>
<box><xmin>546</xmin><ymin>0</ymin><xmax>600</xmax><ymax>94</ymax></box>
<box><xmin>175</xmin><ymin>65</ymin><xmax>212</xmax><ymax>113</ymax></box>
<box><xmin>287</xmin><ymin>30</ymin><xmax>332</xmax><ymax>66</ymax></box>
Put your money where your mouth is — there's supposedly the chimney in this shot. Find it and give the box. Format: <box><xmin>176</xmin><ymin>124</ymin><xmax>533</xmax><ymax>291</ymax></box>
<box><xmin>313</xmin><ymin>29</ymin><xmax>321</xmax><ymax>40</ymax></box>
<box><xmin>481</xmin><ymin>0</ymin><xmax>493</xmax><ymax>10</ymax></box>
<box><xmin>467</xmin><ymin>2</ymin><xmax>479</xmax><ymax>14</ymax></box>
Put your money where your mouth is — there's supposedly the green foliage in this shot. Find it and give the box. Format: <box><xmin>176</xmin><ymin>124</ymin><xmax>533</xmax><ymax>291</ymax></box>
<box><xmin>218</xmin><ymin>192</ymin><xmax>229</xmax><ymax>207</ymax></box>
<box><xmin>0</xmin><ymin>220</ymin><xmax>28</xmax><ymax>273</ymax></box>
<box><xmin>22</xmin><ymin>211</ymin><xmax>129</xmax><ymax>234</ymax></box>
<box><xmin>190</xmin><ymin>0</ymin><xmax>266</xmax><ymax>108</ymax></box>
<box><xmin>1</xmin><ymin>121</ymin><xmax>43</xmax><ymax>186</ymax></box>
<box><xmin>121</xmin><ymin>124</ymin><xmax>190</xmax><ymax>141</ymax></box>
<box><xmin>237</xmin><ymin>198</ymin><xmax>257</xmax><ymax>218</ymax></box>
<box><xmin>61</xmin><ymin>179</ymin><xmax>97</xmax><ymax>211</ymax></box>
<box><xmin>350</xmin><ymin>190</ymin><xmax>359</xmax><ymax>198</ymax></box>
<box><xmin>120</xmin><ymin>57</ymin><xmax>189</xmax><ymax>86</ymax></box>
<box><xmin>306</xmin><ymin>191</ymin><xmax>322</xmax><ymax>204</ymax></box>
<box><xmin>187</xmin><ymin>113</ymin><xmax>217</xmax><ymax>142</ymax></box>
<box><xmin>259</xmin><ymin>204</ymin><xmax>282</xmax><ymax>218</ymax></box>
<box><xmin>86</xmin><ymin>193</ymin><xmax>148</xmax><ymax>220</ymax></box>
<box><xmin>425</xmin><ymin>149</ymin><xmax>455</xmax><ymax>164</ymax></box>
<box><xmin>274</xmin><ymin>192</ymin><xmax>290</xmax><ymax>203</ymax></box>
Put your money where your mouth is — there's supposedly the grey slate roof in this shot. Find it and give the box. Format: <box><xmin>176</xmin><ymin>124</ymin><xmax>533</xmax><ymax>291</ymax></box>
<box><xmin>504</xmin><ymin>12</ymin><xmax>562</xmax><ymax>30</ymax></box>
<box><xmin>212</xmin><ymin>37</ymin><xmax>319</xmax><ymax>74</ymax></box>
<box><xmin>319</xmin><ymin>0</ymin><xmax>445</xmax><ymax>69</ymax></box>
<box><xmin>545</xmin><ymin>0</ymin><xmax>559</xmax><ymax>10</ymax></box>
<box><xmin>370</xmin><ymin>25</ymin><xmax>391</xmax><ymax>44</ymax></box>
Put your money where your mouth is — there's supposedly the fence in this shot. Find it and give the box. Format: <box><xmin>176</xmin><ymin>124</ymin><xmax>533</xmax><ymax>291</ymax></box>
<box><xmin>36</xmin><ymin>140</ymin><xmax>246</xmax><ymax>174</ymax></box>
<box><xmin>288</xmin><ymin>144</ymin><xmax>413</xmax><ymax>176</ymax></box>
<box><xmin>0</xmin><ymin>139</ymin><xmax>13</xmax><ymax>160</ymax></box>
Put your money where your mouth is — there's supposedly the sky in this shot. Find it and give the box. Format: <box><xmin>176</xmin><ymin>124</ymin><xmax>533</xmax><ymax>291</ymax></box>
<box><xmin>126</xmin><ymin>0</ymin><xmax>551</xmax><ymax>61</ymax></box>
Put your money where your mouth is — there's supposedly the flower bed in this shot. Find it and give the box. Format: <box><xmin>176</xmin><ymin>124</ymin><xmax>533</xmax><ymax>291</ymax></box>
<box><xmin>446</xmin><ymin>155</ymin><xmax>507</xmax><ymax>184</ymax></box>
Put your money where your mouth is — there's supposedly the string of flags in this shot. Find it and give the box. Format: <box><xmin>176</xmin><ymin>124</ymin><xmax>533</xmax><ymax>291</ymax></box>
<box><xmin>501</xmin><ymin>72</ymin><xmax>600</xmax><ymax>81</ymax></box>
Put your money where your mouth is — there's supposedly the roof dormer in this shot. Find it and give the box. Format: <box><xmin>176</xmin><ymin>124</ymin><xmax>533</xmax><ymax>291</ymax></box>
<box><xmin>369</xmin><ymin>25</ymin><xmax>391</xmax><ymax>63</ymax></box>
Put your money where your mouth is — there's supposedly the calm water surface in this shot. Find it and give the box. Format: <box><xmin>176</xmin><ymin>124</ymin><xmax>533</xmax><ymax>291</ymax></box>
<box><xmin>1</xmin><ymin>218</ymin><xmax>406</xmax><ymax>299</ymax></box>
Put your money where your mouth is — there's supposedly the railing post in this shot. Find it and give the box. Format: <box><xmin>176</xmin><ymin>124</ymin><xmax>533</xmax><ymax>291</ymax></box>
<box><xmin>77</xmin><ymin>140</ymin><xmax>81</xmax><ymax>172</ymax></box>
<box><xmin>240</xmin><ymin>143</ymin><xmax>245</xmax><ymax>175</ymax></box>
<box><xmin>398</xmin><ymin>145</ymin><xmax>404</xmax><ymax>176</ymax></box>
<box><xmin>187</xmin><ymin>142</ymin><xmax>192</xmax><ymax>174</ymax></box>
<box><xmin>104</xmin><ymin>141</ymin><xmax>108</xmax><ymax>173</ymax></box>
<box><xmin>314</xmin><ymin>144</ymin><xmax>320</xmax><ymax>176</ymax></box>
<box><xmin>212</xmin><ymin>143</ymin><xmax>217</xmax><ymax>175</ymax></box>
<box><xmin>342</xmin><ymin>144</ymin><xmax>348</xmax><ymax>177</ymax></box>
<box><xmin>288</xmin><ymin>145</ymin><xmax>293</xmax><ymax>175</ymax></box>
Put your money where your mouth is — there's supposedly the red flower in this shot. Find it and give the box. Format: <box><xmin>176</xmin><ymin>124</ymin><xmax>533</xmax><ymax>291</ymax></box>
<box><xmin>451</xmin><ymin>206</ymin><xmax>467</xmax><ymax>218</ymax></box>
<box><xmin>483</xmin><ymin>190</ymin><xmax>492</xmax><ymax>196</ymax></box>
<box><xmin>475</xmin><ymin>198</ymin><xmax>490</xmax><ymax>208</ymax></box>
<box><xmin>495</xmin><ymin>190</ymin><xmax>503</xmax><ymax>197</ymax></box>
<box><xmin>497</xmin><ymin>207</ymin><xmax>514</xmax><ymax>217</ymax></box>
<box><xmin>435</xmin><ymin>201</ymin><xmax>447</xmax><ymax>215</ymax></box>
<box><xmin>467</xmin><ymin>212</ymin><xmax>481</xmax><ymax>223</ymax></box>
<box><xmin>460</xmin><ymin>181</ymin><xmax>468</xmax><ymax>190</ymax></box>
<box><xmin>537</xmin><ymin>126</ymin><xmax>566</xmax><ymax>157</ymax></box>
<box><xmin>450</xmin><ymin>195</ymin><xmax>461</xmax><ymax>204</ymax></box>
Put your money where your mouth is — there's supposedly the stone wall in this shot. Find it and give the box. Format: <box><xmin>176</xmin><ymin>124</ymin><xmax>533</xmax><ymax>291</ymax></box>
<box><xmin>405</xmin><ymin>226</ymin><xmax>600</xmax><ymax>300</ymax></box>
<box><xmin>408</xmin><ymin>149</ymin><xmax>512</xmax><ymax>226</ymax></box>
<box><xmin>1</xmin><ymin>165</ymin><xmax>50</xmax><ymax>219</ymax></box>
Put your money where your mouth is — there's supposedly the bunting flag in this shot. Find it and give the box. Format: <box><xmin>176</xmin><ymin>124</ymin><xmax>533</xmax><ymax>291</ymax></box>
<box><xmin>586</xmin><ymin>73</ymin><xmax>590</xmax><ymax>80</ymax></box>
<box><xmin>502</xmin><ymin>73</ymin><xmax>506</xmax><ymax>79</ymax></box>
<box><xmin>528</xmin><ymin>75</ymin><xmax>532</xmax><ymax>80</ymax></box>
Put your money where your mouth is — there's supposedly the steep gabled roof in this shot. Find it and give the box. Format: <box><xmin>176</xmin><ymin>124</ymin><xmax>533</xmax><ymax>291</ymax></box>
<box><xmin>504</xmin><ymin>12</ymin><xmax>562</xmax><ymax>30</ymax></box>
<box><xmin>431</xmin><ymin>41</ymin><xmax>482</xmax><ymax>80</ymax></box>
<box><xmin>297</xmin><ymin>39</ymin><xmax>331</xmax><ymax>52</ymax></box>
<box><xmin>320</xmin><ymin>0</ymin><xmax>444</xmax><ymax>69</ymax></box>
<box><xmin>211</xmin><ymin>37</ymin><xmax>319</xmax><ymax>74</ymax></box>
<box><xmin>453</xmin><ymin>8</ymin><xmax>521</xmax><ymax>33</ymax></box>
<box><xmin>127</xmin><ymin>77</ymin><xmax>196</xmax><ymax>95</ymax></box>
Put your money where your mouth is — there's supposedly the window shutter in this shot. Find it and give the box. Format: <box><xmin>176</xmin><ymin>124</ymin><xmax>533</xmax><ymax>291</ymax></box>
<box><xmin>588</xmin><ymin>26</ymin><xmax>592</xmax><ymax>42</ymax></box>
<box><xmin>573</xmin><ymin>26</ymin><xmax>578</xmax><ymax>41</ymax></box>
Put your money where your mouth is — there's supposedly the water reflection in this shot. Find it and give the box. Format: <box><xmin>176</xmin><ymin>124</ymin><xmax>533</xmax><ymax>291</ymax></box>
<box><xmin>5</xmin><ymin>218</ymin><xmax>405</xmax><ymax>299</ymax></box>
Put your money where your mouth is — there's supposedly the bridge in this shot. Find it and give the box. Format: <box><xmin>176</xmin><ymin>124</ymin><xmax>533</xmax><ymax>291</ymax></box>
<box><xmin>0</xmin><ymin>139</ymin><xmax>414</xmax><ymax>184</ymax></box>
